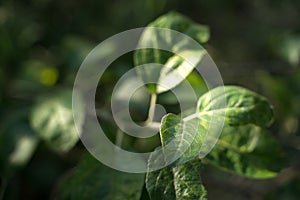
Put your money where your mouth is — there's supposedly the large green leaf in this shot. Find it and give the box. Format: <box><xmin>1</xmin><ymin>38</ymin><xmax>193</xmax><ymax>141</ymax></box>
<box><xmin>204</xmin><ymin>124</ymin><xmax>286</xmax><ymax>179</ymax></box>
<box><xmin>134</xmin><ymin>12</ymin><xmax>209</xmax><ymax>94</ymax></box>
<box><xmin>30</xmin><ymin>89</ymin><xmax>84</xmax><ymax>152</ymax></box>
<box><xmin>158</xmin><ymin>117</ymin><xmax>285</xmax><ymax>180</ymax></box>
<box><xmin>146</xmin><ymin>160</ymin><xmax>207</xmax><ymax>200</ymax></box>
<box><xmin>58</xmin><ymin>154</ymin><xmax>144</xmax><ymax>200</ymax></box>
<box><xmin>157</xmin><ymin>86</ymin><xmax>275</xmax><ymax>166</ymax></box>
<box><xmin>197</xmin><ymin>86</ymin><xmax>274</xmax><ymax>127</ymax></box>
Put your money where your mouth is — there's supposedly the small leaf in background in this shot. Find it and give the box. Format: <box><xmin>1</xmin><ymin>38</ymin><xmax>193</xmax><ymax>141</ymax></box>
<box><xmin>0</xmin><ymin>108</ymin><xmax>38</xmax><ymax>177</ymax></box>
<box><xmin>57</xmin><ymin>153</ymin><xmax>144</xmax><ymax>200</ymax></box>
<box><xmin>8</xmin><ymin>126</ymin><xmax>38</xmax><ymax>167</ymax></box>
<box><xmin>197</xmin><ymin>86</ymin><xmax>274</xmax><ymax>127</ymax></box>
<box><xmin>257</xmin><ymin>71</ymin><xmax>300</xmax><ymax>136</ymax></box>
<box><xmin>204</xmin><ymin>124</ymin><xmax>286</xmax><ymax>179</ymax></box>
<box><xmin>148</xmin><ymin>12</ymin><xmax>210</xmax><ymax>44</ymax></box>
<box><xmin>274</xmin><ymin>34</ymin><xmax>300</xmax><ymax>67</ymax></box>
<box><xmin>30</xmin><ymin>89</ymin><xmax>84</xmax><ymax>152</ymax></box>
<box><xmin>146</xmin><ymin>160</ymin><xmax>207</xmax><ymax>200</ymax></box>
<box><xmin>60</xmin><ymin>36</ymin><xmax>94</xmax><ymax>84</ymax></box>
<box><xmin>134</xmin><ymin>11</ymin><xmax>209</xmax><ymax>94</ymax></box>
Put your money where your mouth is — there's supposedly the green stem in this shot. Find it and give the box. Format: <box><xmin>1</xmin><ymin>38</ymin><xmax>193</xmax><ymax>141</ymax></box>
<box><xmin>114</xmin><ymin>93</ymin><xmax>157</xmax><ymax>149</ymax></box>
<box><xmin>145</xmin><ymin>93</ymin><xmax>157</xmax><ymax>124</ymax></box>
<box><xmin>115</xmin><ymin>129</ymin><xmax>124</xmax><ymax>148</ymax></box>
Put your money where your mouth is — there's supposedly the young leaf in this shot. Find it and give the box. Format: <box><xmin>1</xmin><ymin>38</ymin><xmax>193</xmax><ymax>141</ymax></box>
<box><xmin>146</xmin><ymin>161</ymin><xmax>207</xmax><ymax>200</ymax></box>
<box><xmin>204</xmin><ymin>124</ymin><xmax>286</xmax><ymax>179</ymax></box>
<box><xmin>58</xmin><ymin>154</ymin><xmax>144</xmax><ymax>200</ymax></box>
<box><xmin>30</xmin><ymin>89</ymin><xmax>84</xmax><ymax>152</ymax></box>
<box><xmin>158</xmin><ymin>72</ymin><xmax>208</xmax><ymax>106</ymax></box>
<box><xmin>197</xmin><ymin>86</ymin><xmax>274</xmax><ymax>127</ymax></box>
<box><xmin>158</xmin><ymin>113</ymin><xmax>206</xmax><ymax>165</ymax></box>
<box><xmin>134</xmin><ymin>12</ymin><xmax>209</xmax><ymax>94</ymax></box>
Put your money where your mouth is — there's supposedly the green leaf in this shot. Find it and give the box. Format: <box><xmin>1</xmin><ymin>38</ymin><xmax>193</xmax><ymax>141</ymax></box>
<box><xmin>158</xmin><ymin>113</ymin><xmax>206</xmax><ymax>165</ymax></box>
<box><xmin>146</xmin><ymin>161</ymin><xmax>207</xmax><ymax>200</ymax></box>
<box><xmin>146</xmin><ymin>166</ymin><xmax>176</xmax><ymax>200</ymax></box>
<box><xmin>158</xmin><ymin>116</ymin><xmax>285</xmax><ymax>179</ymax></box>
<box><xmin>0</xmin><ymin>107</ymin><xmax>38</xmax><ymax>177</ymax></box>
<box><xmin>30</xmin><ymin>89</ymin><xmax>84</xmax><ymax>152</ymax></box>
<box><xmin>204</xmin><ymin>124</ymin><xmax>286</xmax><ymax>179</ymax></box>
<box><xmin>197</xmin><ymin>86</ymin><xmax>274</xmax><ymax>127</ymax></box>
<box><xmin>158</xmin><ymin>72</ymin><xmax>208</xmax><ymax>106</ymax></box>
<box><xmin>275</xmin><ymin>34</ymin><xmax>300</xmax><ymax>66</ymax></box>
<box><xmin>58</xmin><ymin>154</ymin><xmax>144</xmax><ymax>200</ymax></box>
<box><xmin>134</xmin><ymin>12</ymin><xmax>209</xmax><ymax>94</ymax></box>
<box><xmin>7</xmin><ymin>125</ymin><xmax>38</xmax><ymax>167</ymax></box>
<box><xmin>156</xmin><ymin>86</ymin><xmax>276</xmax><ymax>169</ymax></box>
<box><xmin>148</xmin><ymin>12</ymin><xmax>210</xmax><ymax>44</ymax></box>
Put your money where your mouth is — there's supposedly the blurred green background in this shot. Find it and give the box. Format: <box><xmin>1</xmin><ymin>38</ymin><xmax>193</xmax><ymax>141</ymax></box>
<box><xmin>1</xmin><ymin>0</ymin><xmax>300</xmax><ymax>199</ymax></box>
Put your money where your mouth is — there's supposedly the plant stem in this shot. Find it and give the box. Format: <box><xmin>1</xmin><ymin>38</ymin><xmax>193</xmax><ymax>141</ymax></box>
<box><xmin>115</xmin><ymin>129</ymin><xmax>124</xmax><ymax>148</ymax></box>
<box><xmin>146</xmin><ymin>93</ymin><xmax>157</xmax><ymax>124</ymax></box>
<box><xmin>114</xmin><ymin>93</ymin><xmax>157</xmax><ymax>149</ymax></box>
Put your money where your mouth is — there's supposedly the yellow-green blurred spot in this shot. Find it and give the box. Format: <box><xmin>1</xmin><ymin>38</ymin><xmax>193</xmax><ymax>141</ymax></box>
<box><xmin>40</xmin><ymin>67</ymin><xmax>58</xmax><ymax>86</ymax></box>
<box><xmin>284</xmin><ymin>116</ymin><xmax>298</xmax><ymax>134</ymax></box>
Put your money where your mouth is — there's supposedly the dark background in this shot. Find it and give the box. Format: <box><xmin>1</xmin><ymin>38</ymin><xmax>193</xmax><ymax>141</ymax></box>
<box><xmin>0</xmin><ymin>0</ymin><xmax>300</xmax><ymax>199</ymax></box>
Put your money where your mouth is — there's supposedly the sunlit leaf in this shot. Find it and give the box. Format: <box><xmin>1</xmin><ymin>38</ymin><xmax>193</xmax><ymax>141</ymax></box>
<box><xmin>158</xmin><ymin>72</ymin><xmax>208</xmax><ymax>106</ymax></box>
<box><xmin>157</xmin><ymin>86</ymin><xmax>275</xmax><ymax>166</ymax></box>
<box><xmin>197</xmin><ymin>86</ymin><xmax>274</xmax><ymax>127</ymax></box>
<box><xmin>157</xmin><ymin>113</ymin><xmax>206</xmax><ymax>165</ymax></box>
<box><xmin>134</xmin><ymin>12</ymin><xmax>209</xmax><ymax>94</ymax></box>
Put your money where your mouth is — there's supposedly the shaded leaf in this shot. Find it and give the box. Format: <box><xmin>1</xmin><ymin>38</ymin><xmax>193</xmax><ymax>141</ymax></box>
<box><xmin>30</xmin><ymin>89</ymin><xmax>84</xmax><ymax>152</ymax></box>
<box><xmin>204</xmin><ymin>124</ymin><xmax>286</xmax><ymax>179</ymax></box>
<box><xmin>0</xmin><ymin>108</ymin><xmax>38</xmax><ymax>177</ymax></box>
<box><xmin>146</xmin><ymin>166</ymin><xmax>176</xmax><ymax>200</ymax></box>
<box><xmin>276</xmin><ymin>34</ymin><xmax>300</xmax><ymax>66</ymax></box>
<box><xmin>58</xmin><ymin>154</ymin><xmax>144</xmax><ymax>200</ymax></box>
<box><xmin>146</xmin><ymin>160</ymin><xmax>207</xmax><ymax>200</ymax></box>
